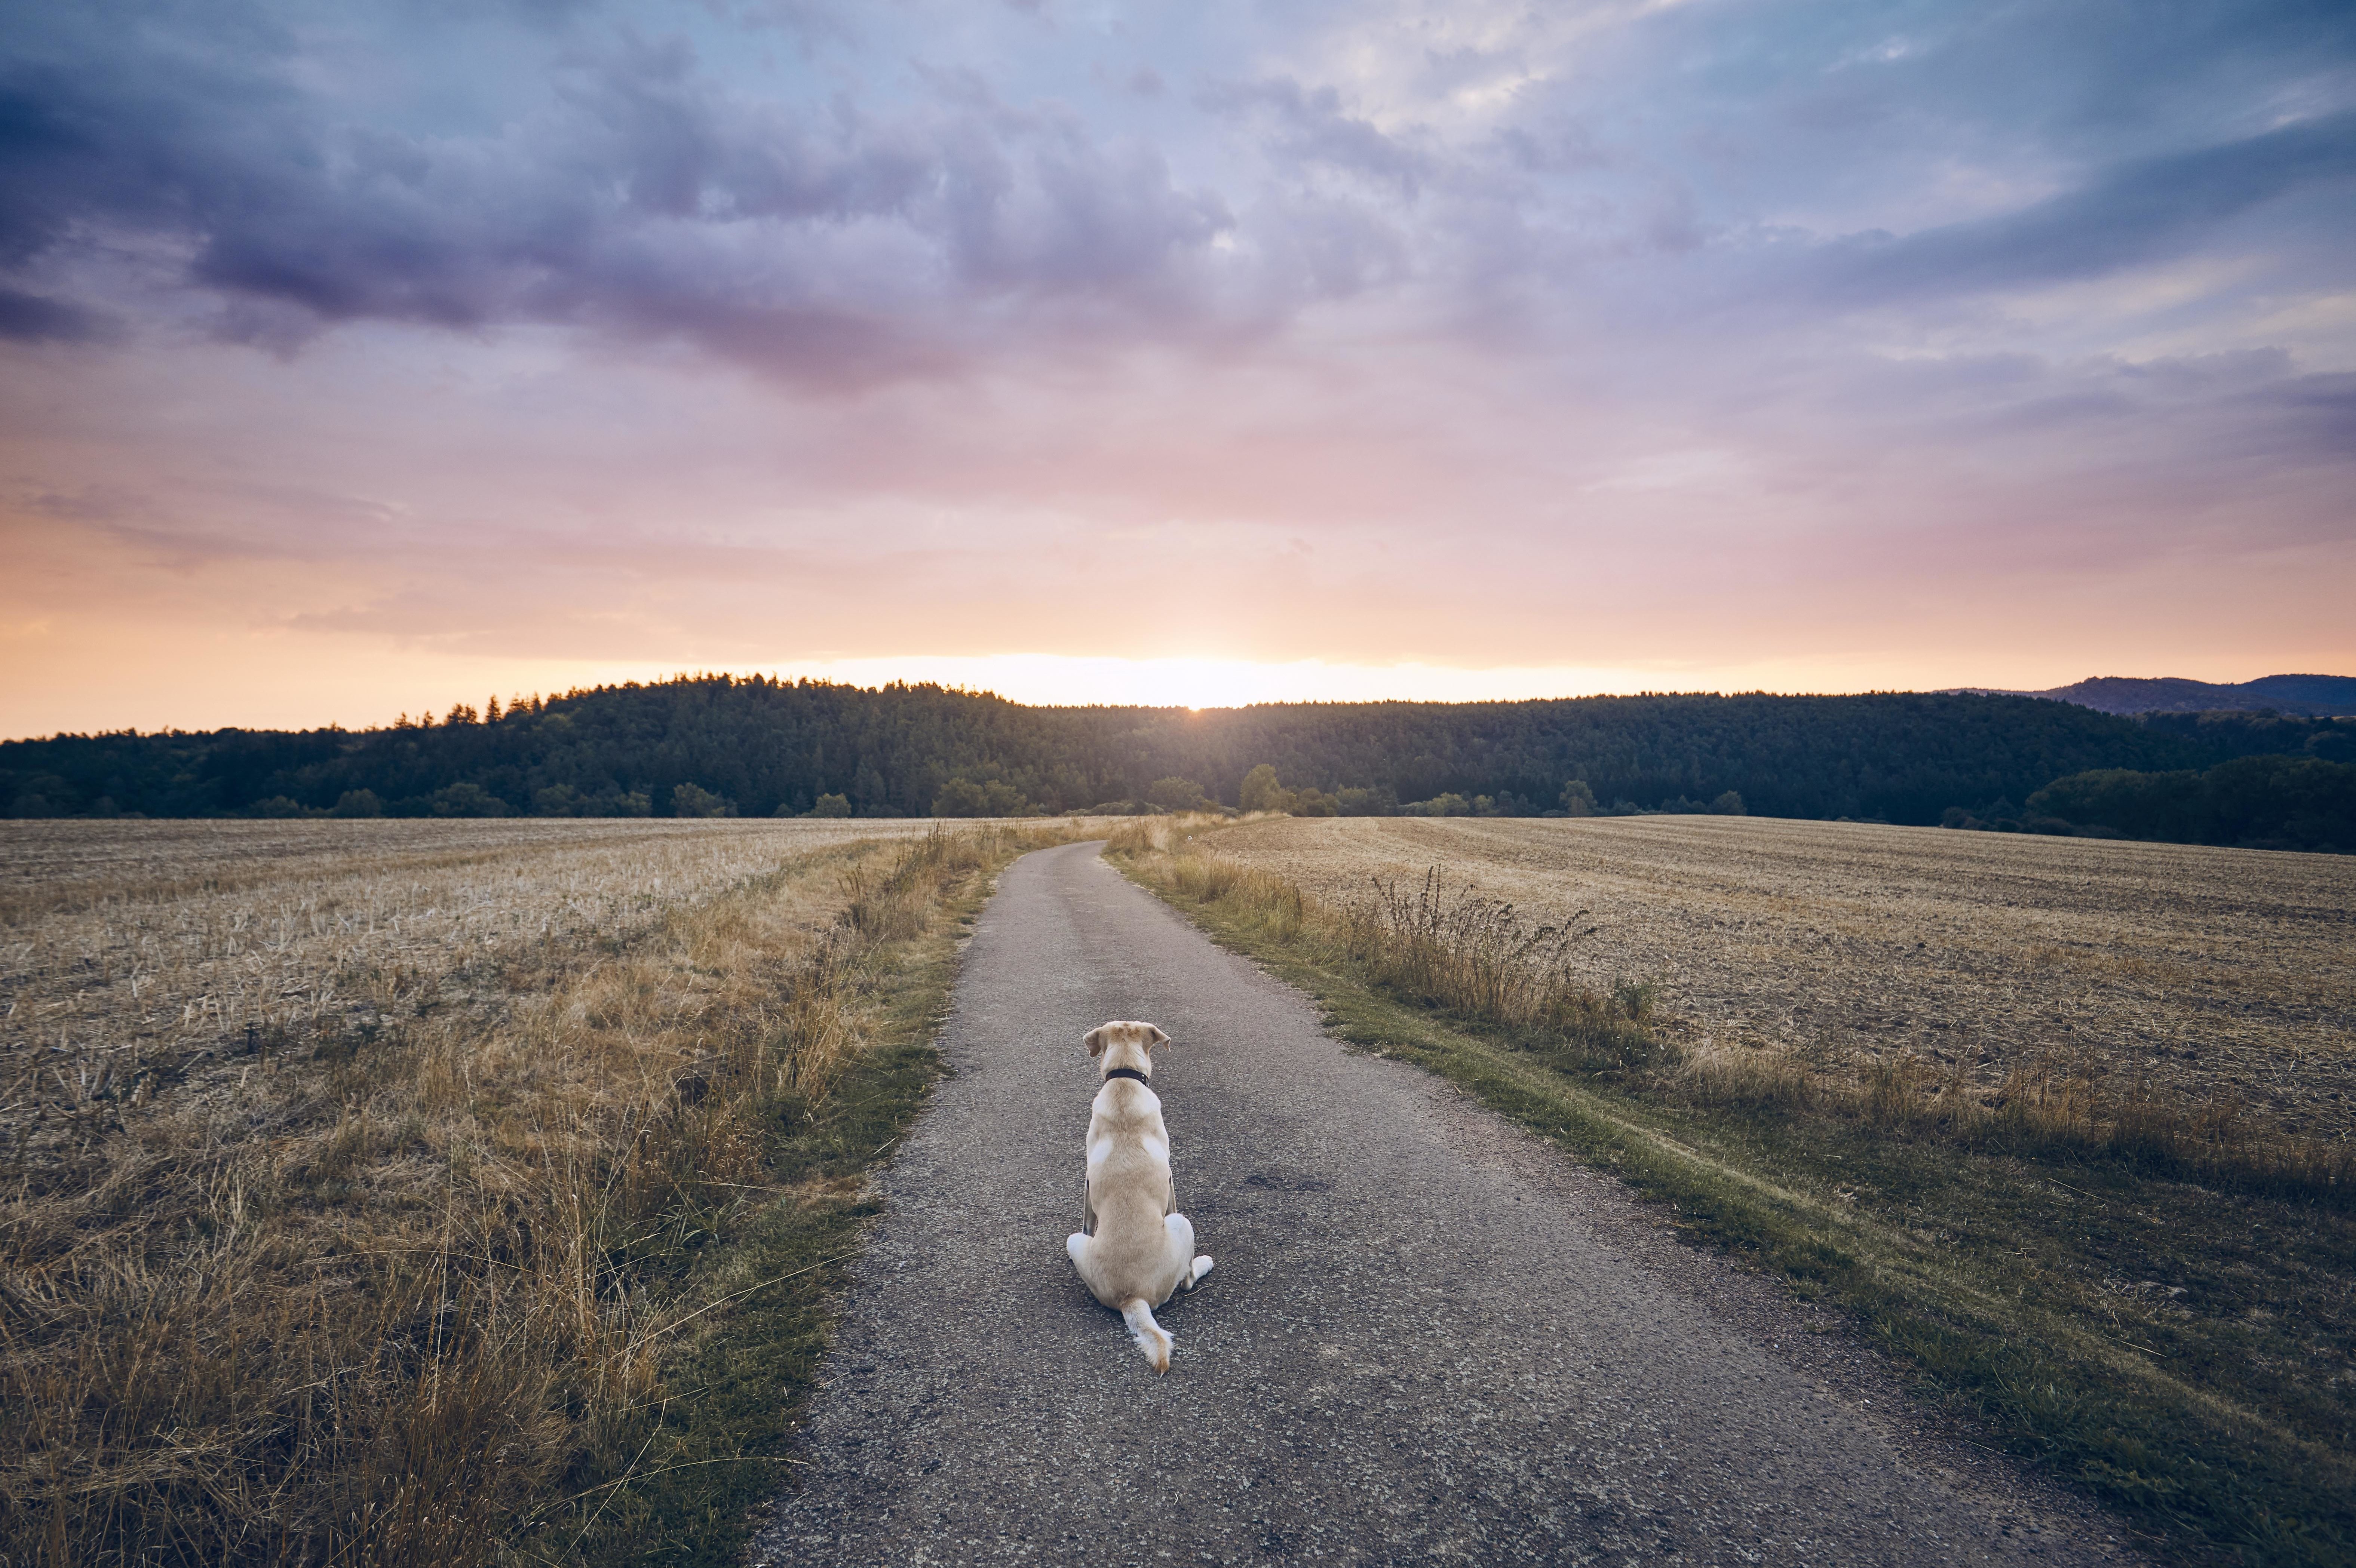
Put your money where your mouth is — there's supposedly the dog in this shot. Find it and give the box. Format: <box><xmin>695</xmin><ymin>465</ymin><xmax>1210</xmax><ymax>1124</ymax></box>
<box><xmin>1064</xmin><ymin>1021</ymin><xmax>1213</xmax><ymax>1372</ymax></box>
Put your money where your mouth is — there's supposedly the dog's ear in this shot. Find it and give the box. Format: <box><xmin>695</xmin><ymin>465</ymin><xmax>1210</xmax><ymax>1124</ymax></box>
<box><xmin>1084</xmin><ymin>1024</ymin><xmax>1110</xmax><ymax>1059</ymax></box>
<box><xmin>1147</xmin><ymin>1025</ymin><xmax>1171</xmax><ymax>1052</ymax></box>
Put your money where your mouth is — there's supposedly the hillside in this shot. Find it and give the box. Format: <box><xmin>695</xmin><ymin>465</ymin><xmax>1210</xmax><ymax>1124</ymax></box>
<box><xmin>2028</xmin><ymin>673</ymin><xmax>2356</xmax><ymax>716</ymax></box>
<box><xmin>9</xmin><ymin>678</ymin><xmax>2352</xmax><ymax>827</ymax></box>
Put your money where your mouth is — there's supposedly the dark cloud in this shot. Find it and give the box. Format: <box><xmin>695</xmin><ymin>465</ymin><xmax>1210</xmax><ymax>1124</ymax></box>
<box><xmin>0</xmin><ymin>2</ymin><xmax>1246</xmax><ymax>383</ymax></box>
<box><xmin>0</xmin><ymin>0</ymin><xmax>2351</xmax><ymax>421</ymax></box>
<box><xmin>1825</xmin><ymin>111</ymin><xmax>2356</xmax><ymax>302</ymax></box>
<box><xmin>0</xmin><ymin>286</ymin><xmax>109</xmax><ymax>341</ymax></box>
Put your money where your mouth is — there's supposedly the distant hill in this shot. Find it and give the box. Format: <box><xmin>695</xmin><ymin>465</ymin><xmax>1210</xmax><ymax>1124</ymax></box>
<box><xmin>2024</xmin><ymin>674</ymin><xmax>2356</xmax><ymax>716</ymax></box>
<box><xmin>7</xmin><ymin>677</ymin><xmax>2350</xmax><ymax>827</ymax></box>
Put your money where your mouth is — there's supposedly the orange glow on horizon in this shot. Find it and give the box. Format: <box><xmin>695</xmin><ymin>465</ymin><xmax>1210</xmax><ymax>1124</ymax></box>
<box><xmin>13</xmin><ymin>642</ymin><xmax>2355</xmax><ymax>740</ymax></box>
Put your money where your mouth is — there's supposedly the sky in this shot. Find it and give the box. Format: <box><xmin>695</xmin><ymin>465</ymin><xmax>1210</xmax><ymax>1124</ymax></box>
<box><xmin>3</xmin><ymin>0</ymin><xmax>2353</xmax><ymax>735</ymax></box>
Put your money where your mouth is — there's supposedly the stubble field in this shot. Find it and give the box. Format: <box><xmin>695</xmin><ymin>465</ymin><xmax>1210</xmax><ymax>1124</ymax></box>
<box><xmin>1120</xmin><ymin>812</ymin><xmax>2356</xmax><ymax>1562</ymax></box>
<box><xmin>2</xmin><ymin>817</ymin><xmax>950</xmax><ymax>1149</ymax></box>
<box><xmin>1206</xmin><ymin>814</ymin><xmax>2356</xmax><ymax>1141</ymax></box>
<box><xmin>0</xmin><ymin>815</ymin><xmax>1070</xmax><ymax>1566</ymax></box>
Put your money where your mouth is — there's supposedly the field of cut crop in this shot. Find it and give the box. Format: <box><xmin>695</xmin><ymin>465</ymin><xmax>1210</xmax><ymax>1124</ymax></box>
<box><xmin>1206</xmin><ymin>814</ymin><xmax>2356</xmax><ymax>1141</ymax></box>
<box><xmin>0</xmin><ymin>815</ymin><xmax>1068</xmax><ymax>1566</ymax></box>
<box><xmin>1</xmin><ymin>817</ymin><xmax>945</xmax><ymax>1146</ymax></box>
<box><xmin>1123</xmin><ymin>813</ymin><xmax>2356</xmax><ymax>1562</ymax></box>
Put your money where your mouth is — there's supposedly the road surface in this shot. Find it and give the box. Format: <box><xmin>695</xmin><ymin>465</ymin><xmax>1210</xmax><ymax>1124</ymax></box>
<box><xmin>751</xmin><ymin>842</ymin><xmax>2128</xmax><ymax>1565</ymax></box>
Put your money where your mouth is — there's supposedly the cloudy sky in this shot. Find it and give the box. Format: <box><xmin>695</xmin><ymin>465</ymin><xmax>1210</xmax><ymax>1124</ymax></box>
<box><xmin>3</xmin><ymin>0</ymin><xmax>2353</xmax><ymax>733</ymax></box>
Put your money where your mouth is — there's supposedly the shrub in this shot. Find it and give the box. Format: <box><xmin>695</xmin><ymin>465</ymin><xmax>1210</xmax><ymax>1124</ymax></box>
<box><xmin>670</xmin><ymin>782</ymin><xmax>733</xmax><ymax>818</ymax></box>
<box><xmin>932</xmin><ymin>777</ymin><xmax>1027</xmax><ymax>817</ymax></box>
<box><xmin>1559</xmin><ymin>780</ymin><xmax>1596</xmax><ymax>817</ymax></box>
<box><xmin>806</xmin><ymin>792</ymin><xmax>852</xmax><ymax>818</ymax></box>
<box><xmin>428</xmin><ymin>783</ymin><xmax>510</xmax><ymax>817</ymax></box>
<box><xmin>1239</xmin><ymin>764</ymin><xmax>1287</xmax><ymax>813</ymax></box>
<box><xmin>1145</xmin><ymin>776</ymin><xmax>1210</xmax><ymax>812</ymax></box>
<box><xmin>531</xmin><ymin>785</ymin><xmax>580</xmax><ymax>817</ymax></box>
<box><xmin>1291</xmin><ymin>787</ymin><xmax>1340</xmax><ymax>817</ymax></box>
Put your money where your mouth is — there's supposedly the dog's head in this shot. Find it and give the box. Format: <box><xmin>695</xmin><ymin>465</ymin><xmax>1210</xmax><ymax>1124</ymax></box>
<box><xmin>1084</xmin><ymin>1020</ymin><xmax>1169</xmax><ymax>1078</ymax></box>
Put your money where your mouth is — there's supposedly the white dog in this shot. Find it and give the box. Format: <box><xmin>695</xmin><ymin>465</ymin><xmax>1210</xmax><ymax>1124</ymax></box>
<box><xmin>1065</xmin><ymin>1021</ymin><xmax>1213</xmax><ymax>1372</ymax></box>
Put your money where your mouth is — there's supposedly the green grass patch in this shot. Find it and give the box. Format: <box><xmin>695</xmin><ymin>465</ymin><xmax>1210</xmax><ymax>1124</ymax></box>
<box><xmin>1111</xmin><ymin>831</ymin><xmax>2356</xmax><ymax>1568</ymax></box>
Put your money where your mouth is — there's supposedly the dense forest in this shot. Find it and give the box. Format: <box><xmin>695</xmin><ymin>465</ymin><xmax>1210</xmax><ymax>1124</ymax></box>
<box><xmin>7</xmin><ymin>677</ymin><xmax>2353</xmax><ymax>835</ymax></box>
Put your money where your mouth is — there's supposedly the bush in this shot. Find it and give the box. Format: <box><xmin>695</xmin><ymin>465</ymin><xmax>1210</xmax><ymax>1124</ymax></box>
<box><xmin>805</xmin><ymin>792</ymin><xmax>852</xmax><ymax>818</ymax></box>
<box><xmin>1711</xmin><ymin>790</ymin><xmax>1745</xmax><ymax>815</ymax></box>
<box><xmin>1291</xmin><ymin>786</ymin><xmax>1340</xmax><ymax>817</ymax></box>
<box><xmin>1239</xmin><ymin>764</ymin><xmax>1286</xmax><ymax>813</ymax></box>
<box><xmin>429</xmin><ymin>783</ymin><xmax>509</xmax><ymax>817</ymax></box>
<box><xmin>1559</xmin><ymin>780</ymin><xmax>1596</xmax><ymax>817</ymax></box>
<box><xmin>531</xmin><ymin>785</ymin><xmax>581</xmax><ymax>817</ymax></box>
<box><xmin>1145</xmin><ymin>776</ymin><xmax>1211</xmax><ymax>812</ymax></box>
<box><xmin>330</xmin><ymin>789</ymin><xmax>383</xmax><ymax>818</ymax></box>
<box><xmin>670</xmin><ymin>783</ymin><xmax>733</xmax><ymax>818</ymax></box>
<box><xmin>1402</xmin><ymin>792</ymin><xmax>1471</xmax><ymax>817</ymax></box>
<box><xmin>932</xmin><ymin>777</ymin><xmax>1027</xmax><ymax>817</ymax></box>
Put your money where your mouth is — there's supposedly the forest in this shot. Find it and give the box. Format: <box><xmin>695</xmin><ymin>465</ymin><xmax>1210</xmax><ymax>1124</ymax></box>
<box><xmin>7</xmin><ymin>676</ymin><xmax>2353</xmax><ymax>840</ymax></box>
<box><xmin>2001</xmin><ymin>754</ymin><xmax>2356</xmax><ymax>854</ymax></box>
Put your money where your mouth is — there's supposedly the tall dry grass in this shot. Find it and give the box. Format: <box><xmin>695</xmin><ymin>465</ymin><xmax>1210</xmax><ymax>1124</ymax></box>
<box><xmin>0</xmin><ymin>821</ymin><xmax>1045</xmax><ymax>1566</ymax></box>
<box><xmin>1113</xmin><ymin>820</ymin><xmax>2354</xmax><ymax>1199</ymax></box>
<box><xmin>1111</xmin><ymin>820</ymin><xmax>2356</xmax><ymax>1564</ymax></box>
<box><xmin>1112</xmin><ymin>817</ymin><xmax>1656</xmax><ymax>1070</ymax></box>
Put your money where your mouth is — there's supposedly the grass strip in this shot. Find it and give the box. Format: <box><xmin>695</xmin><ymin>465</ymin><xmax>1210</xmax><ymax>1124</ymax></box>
<box><xmin>1110</xmin><ymin>825</ymin><xmax>2355</xmax><ymax>1568</ymax></box>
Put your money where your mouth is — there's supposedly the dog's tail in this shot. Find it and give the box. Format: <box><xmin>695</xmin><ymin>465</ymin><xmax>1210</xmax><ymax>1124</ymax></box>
<box><xmin>1120</xmin><ymin>1297</ymin><xmax>1173</xmax><ymax>1374</ymax></box>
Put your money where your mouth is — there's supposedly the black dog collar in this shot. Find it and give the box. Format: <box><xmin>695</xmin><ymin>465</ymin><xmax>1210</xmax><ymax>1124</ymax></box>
<box><xmin>1101</xmin><ymin>1067</ymin><xmax>1151</xmax><ymax>1086</ymax></box>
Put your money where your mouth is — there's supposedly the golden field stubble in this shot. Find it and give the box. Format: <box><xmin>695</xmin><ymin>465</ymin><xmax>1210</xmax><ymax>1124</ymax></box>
<box><xmin>1207</xmin><ymin>815</ymin><xmax>2356</xmax><ymax>1139</ymax></box>
<box><xmin>0</xmin><ymin>815</ymin><xmax>1018</xmax><ymax>1555</ymax></box>
<box><xmin>0</xmin><ymin>818</ymin><xmax>945</xmax><ymax>1145</ymax></box>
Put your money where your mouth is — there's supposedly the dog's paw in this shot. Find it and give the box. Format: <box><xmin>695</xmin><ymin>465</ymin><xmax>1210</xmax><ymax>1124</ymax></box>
<box><xmin>1188</xmin><ymin>1254</ymin><xmax>1214</xmax><ymax>1288</ymax></box>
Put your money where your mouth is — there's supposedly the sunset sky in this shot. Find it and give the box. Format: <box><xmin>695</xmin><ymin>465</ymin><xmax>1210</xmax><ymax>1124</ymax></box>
<box><xmin>4</xmin><ymin>0</ymin><xmax>2353</xmax><ymax>735</ymax></box>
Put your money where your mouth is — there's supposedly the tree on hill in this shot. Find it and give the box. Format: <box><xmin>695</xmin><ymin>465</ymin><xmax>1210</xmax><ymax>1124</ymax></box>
<box><xmin>6</xmin><ymin>676</ymin><xmax>2344</xmax><ymax>832</ymax></box>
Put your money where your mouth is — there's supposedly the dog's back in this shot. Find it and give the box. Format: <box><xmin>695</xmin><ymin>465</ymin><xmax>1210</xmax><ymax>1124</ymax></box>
<box><xmin>1065</xmin><ymin>1021</ymin><xmax>1213</xmax><ymax>1372</ymax></box>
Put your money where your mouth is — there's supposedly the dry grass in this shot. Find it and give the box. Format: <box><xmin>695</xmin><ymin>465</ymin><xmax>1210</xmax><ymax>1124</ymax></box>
<box><xmin>1203</xmin><ymin>815</ymin><xmax>2356</xmax><ymax>1150</ymax></box>
<box><xmin>1110</xmin><ymin>817</ymin><xmax>2356</xmax><ymax>1564</ymax></box>
<box><xmin>1117</xmin><ymin>817</ymin><xmax>2352</xmax><ymax>1192</ymax></box>
<box><xmin>0</xmin><ymin>817</ymin><xmax>1077</xmax><ymax>1566</ymax></box>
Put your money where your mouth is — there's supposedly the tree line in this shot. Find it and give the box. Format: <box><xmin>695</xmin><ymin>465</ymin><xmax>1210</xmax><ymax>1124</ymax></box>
<box><xmin>1931</xmin><ymin>754</ymin><xmax>2356</xmax><ymax>854</ymax></box>
<box><xmin>4</xmin><ymin>676</ymin><xmax>2350</xmax><ymax>844</ymax></box>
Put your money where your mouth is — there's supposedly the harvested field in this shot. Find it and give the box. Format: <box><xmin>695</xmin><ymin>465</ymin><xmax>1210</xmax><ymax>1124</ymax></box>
<box><xmin>0</xmin><ymin>816</ymin><xmax>1077</xmax><ymax>1565</ymax></box>
<box><xmin>1122</xmin><ymin>815</ymin><xmax>2356</xmax><ymax>1563</ymax></box>
<box><xmin>1206</xmin><ymin>815</ymin><xmax>2356</xmax><ymax>1140</ymax></box>
<box><xmin>0</xmin><ymin>818</ymin><xmax>951</xmax><ymax>1180</ymax></box>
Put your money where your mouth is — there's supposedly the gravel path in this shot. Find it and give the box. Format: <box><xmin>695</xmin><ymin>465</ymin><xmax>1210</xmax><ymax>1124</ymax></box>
<box><xmin>751</xmin><ymin>842</ymin><xmax>2133</xmax><ymax>1566</ymax></box>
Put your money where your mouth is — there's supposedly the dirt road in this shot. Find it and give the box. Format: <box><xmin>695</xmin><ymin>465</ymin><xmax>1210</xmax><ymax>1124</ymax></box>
<box><xmin>751</xmin><ymin>842</ymin><xmax>2129</xmax><ymax>1565</ymax></box>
